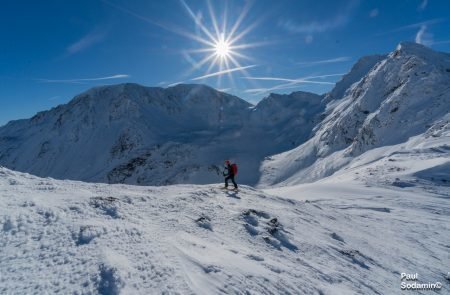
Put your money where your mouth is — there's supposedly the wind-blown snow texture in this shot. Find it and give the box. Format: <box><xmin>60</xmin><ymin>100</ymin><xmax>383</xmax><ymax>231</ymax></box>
<box><xmin>1</xmin><ymin>135</ymin><xmax>448</xmax><ymax>294</ymax></box>
<box><xmin>0</xmin><ymin>84</ymin><xmax>323</xmax><ymax>186</ymax></box>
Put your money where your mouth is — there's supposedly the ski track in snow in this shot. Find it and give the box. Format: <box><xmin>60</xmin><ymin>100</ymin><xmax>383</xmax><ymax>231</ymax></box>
<box><xmin>1</xmin><ymin>161</ymin><xmax>449</xmax><ymax>294</ymax></box>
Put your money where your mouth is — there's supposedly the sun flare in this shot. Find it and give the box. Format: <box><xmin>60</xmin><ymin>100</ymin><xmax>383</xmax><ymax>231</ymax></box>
<box><xmin>179</xmin><ymin>0</ymin><xmax>262</xmax><ymax>85</ymax></box>
<box><xmin>215</xmin><ymin>38</ymin><xmax>231</xmax><ymax>58</ymax></box>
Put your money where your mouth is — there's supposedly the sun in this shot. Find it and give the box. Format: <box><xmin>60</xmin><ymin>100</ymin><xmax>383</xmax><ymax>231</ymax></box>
<box><xmin>214</xmin><ymin>37</ymin><xmax>230</xmax><ymax>58</ymax></box>
<box><xmin>178</xmin><ymin>0</ymin><xmax>264</xmax><ymax>85</ymax></box>
<box><xmin>171</xmin><ymin>0</ymin><xmax>267</xmax><ymax>87</ymax></box>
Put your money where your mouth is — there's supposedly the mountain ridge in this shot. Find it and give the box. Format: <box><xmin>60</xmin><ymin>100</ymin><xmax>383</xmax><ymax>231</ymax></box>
<box><xmin>0</xmin><ymin>82</ymin><xmax>324</xmax><ymax>185</ymax></box>
<box><xmin>1</xmin><ymin>42</ymin><xmax>449</xmax><ymax>187</ymax></box>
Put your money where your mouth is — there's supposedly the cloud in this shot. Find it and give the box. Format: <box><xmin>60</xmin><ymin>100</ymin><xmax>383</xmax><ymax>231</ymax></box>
<box><xmin>384</xmin><ymin>18</ymin><xmax>444</xmax><ymax>34</ymax></box>
<box><xmin>415</xmin><ymin>25</ymin><xmax>426</xmax><ymax>44</ymax></box>
<box><xmin>191</xmin><ymin>65</ymin><xmax>257</xmax><ymax>81</ymax></box>
<box><xmin>278</xmin><ymin>1</ymin><xmax>357</xmax><ymax>34</ymax></box>
<box><xmin>296</xmin><ymin>56</ymin><xmax>351</xmax><ymax>66</ymax></box>
<box><xmin>418</xmin><ymin>0</ymin><xmax>428</xmax><ymax>11</ymax></box>
<box><xmin>369</xmin><ymin>8</ymin><xmax>379</xmax><ymax>18</ymax></box>
<box><xmin>36</xmin><ymin>74</ymin><xmax>129</xmax><ymax>84</ymax></box>
<box><xmin>278</xmin><ymin>15</ymin><xmax>348</xmax><ymax>34</ymax></box>
<box><xmin>399</xmin><ymin>19</ymin><xmax>443</xmax><ymax>30</ymax></box>
<box><xmin>102</xmin><ymin>0</ymin><xmax>213</xmax><ymax>48</ymax></box>
<box><xmin>305</xmin><ymin>35</ymin><xmax>313</xmax><ymax>44</ymax></box>
<box><xmin>66</xmin><ymin>28</ymin><xmax>107</xmax><ymax>56</ymax></box>
<box><xmin>415</xmin><ymin>25</ymin><xmax>433</xmax><ymax>46</ymax></box>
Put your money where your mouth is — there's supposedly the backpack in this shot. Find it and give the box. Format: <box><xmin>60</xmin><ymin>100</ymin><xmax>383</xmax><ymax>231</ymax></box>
<box><xmin>231</xmin><ymin>163</ymin><xmax>238</xmax><ymax>175</ymax></box>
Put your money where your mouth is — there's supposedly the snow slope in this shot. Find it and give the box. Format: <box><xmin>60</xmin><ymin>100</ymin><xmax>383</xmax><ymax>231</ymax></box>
<box><xmin>1</xmin><ymin>131</ymin><xmax>449</xmax><ymax>294</ymax></box>
<box><xmin>0</xmin><ymin>84</ymin><xmax>323</xmax><ymax>186</ymax></box>
<box><xmin>322</xmin><ymin>54</ymin><xmax>386</xmax><ymax>105</ymax></box>
<box><xmin>260</xmin><ymin>42</ymin><xmax>450</xmax><ymax>187</ymax></box>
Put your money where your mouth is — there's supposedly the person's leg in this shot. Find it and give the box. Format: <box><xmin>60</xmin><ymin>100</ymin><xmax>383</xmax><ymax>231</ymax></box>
<box><xmin>225</xmin><ymin>175</ymin><xmax>230</xmax><ymax>187</ymax></box>
<box><xmin>231</xmin><ymin>175</ymin><xmax>238</xmax><ymax>189</ymax></box>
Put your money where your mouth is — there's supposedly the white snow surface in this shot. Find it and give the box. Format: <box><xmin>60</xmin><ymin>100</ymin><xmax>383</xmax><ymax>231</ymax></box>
<box><xmin>1</xmin><ymin>129</ymin><xmax>449</xmax><ymax>294</ymax></box>
<box><xmin>322</xmin><ymin>54</ymin><xmax>386</xmax><ymax>106</ymax></box>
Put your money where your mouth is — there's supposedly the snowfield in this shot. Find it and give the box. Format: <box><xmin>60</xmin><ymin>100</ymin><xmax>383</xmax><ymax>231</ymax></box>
<box><xmin>1</xmin><ymin>133</ymin><xmax>449</xmax><ymax>294</ymax></box>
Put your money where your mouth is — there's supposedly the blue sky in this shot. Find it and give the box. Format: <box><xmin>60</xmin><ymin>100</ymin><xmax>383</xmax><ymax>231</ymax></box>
<box><xmin>1</xmin><ymin>0</ymin><xmax>450</xmax><ymax>126</ymax></box>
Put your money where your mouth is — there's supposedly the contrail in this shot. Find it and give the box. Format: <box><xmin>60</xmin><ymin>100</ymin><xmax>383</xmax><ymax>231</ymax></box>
<box><xmin>35</xmin><ymin>74</ymin><xmax>129</xmax><ymax>83</ymax></box>
<box><xmin>242</xmin><ymin>73</ymin><xmax>345</xmax><ymax>82</ymax></box>
<box><xmin>242</xmin><ymin>73</ymin><xmax>344</xmax><ymax>94</ymax></box>
<box><xmin>296</xmin><ymin>57</ymin><xmax>351</xmax><ymax>66</ymax></box>
<box><xmin>191</xmin><ymin>65</ymin><xmax>257</xmax><ymax>80</ymax></box>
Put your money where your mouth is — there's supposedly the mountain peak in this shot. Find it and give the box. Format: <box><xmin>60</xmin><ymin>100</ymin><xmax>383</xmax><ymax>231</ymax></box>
<box><xmin>397</xmin><ymin>41</ymin><xmax>429</xmax><ymax>52</ymax></box>
<box><xmin>393</xmin><ymin>41</ymin><xmax>450</xmax><ymax>61</ymax></box>
<box><xmin>324</xmin><ymin>54</ymin><xmax>386</xmax><ymax>102</ymax></box>
<box><xmin>259</xmin><ymin>91</ymin><xmax>322</xmax><ymax>107</ymax></box>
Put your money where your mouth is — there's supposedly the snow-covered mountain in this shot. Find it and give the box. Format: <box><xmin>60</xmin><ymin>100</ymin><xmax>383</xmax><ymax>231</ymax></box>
<box><xmin>0</xmin><ymin>83</ymin><xmax>323</xmax><ymax>185</ymax></box>
<box><xmin>1</xmin><ymin>42</ymin><xmax>449</xmax><ymax>189</ymax></box>
<box><xmin>259</xmin><ymin>42</ymin><xmax>450</xmax><ymax>187</ymax></box>
<box><xmin>322</xmin><ymin>53</ymin><xmax>386</xmax><ymax>105</ymax></box>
